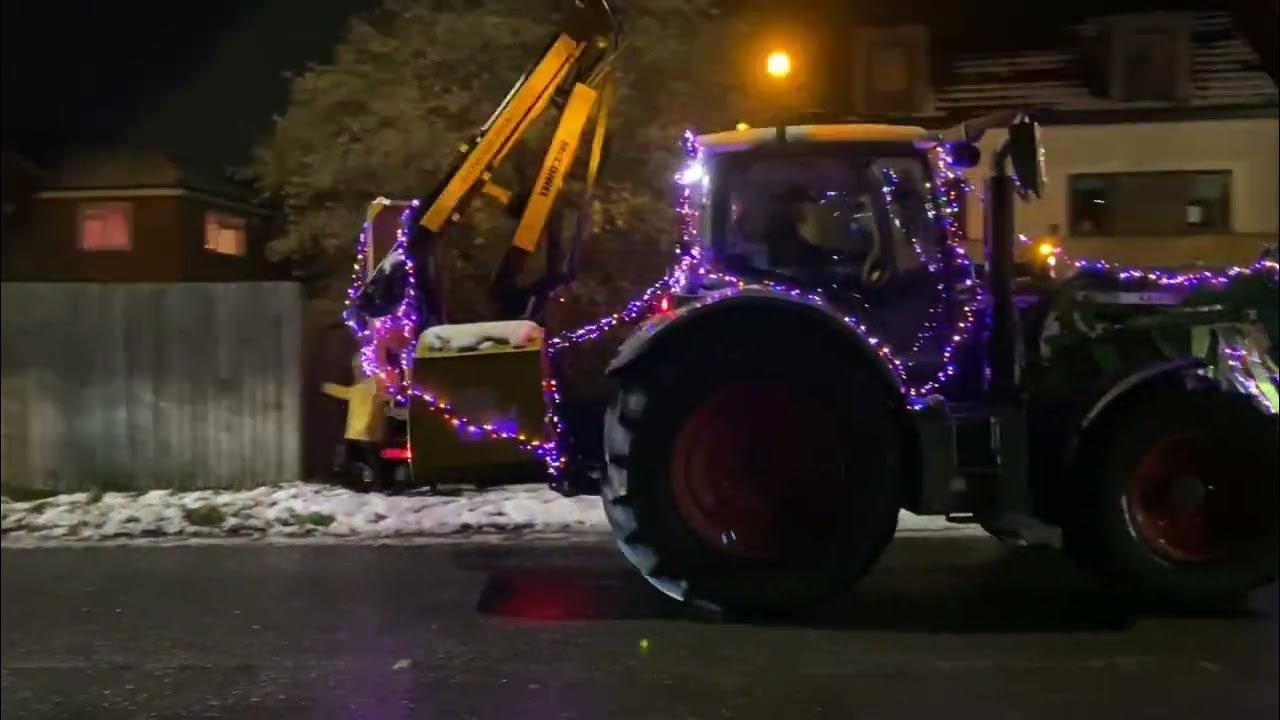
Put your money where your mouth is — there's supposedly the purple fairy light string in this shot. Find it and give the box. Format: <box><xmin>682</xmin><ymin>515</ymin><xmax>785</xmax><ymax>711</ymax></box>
<box><xmin>344</xmin><ymin>197</ymin><xmax>563</xmax><ymax>470</ymax></box>
<box><xmin>880</xmin><ymin>166</ymin><xmax>944</xmax><ymax>357</ymax></box>
<box><xmin>343</xmin><ymin>199</ymin><xmax>423</xmax><ymax>402</ymax></box>
<box><xmin>544</xmin><ymin>129</ymin><xmax>705</xmax><ymax>354</ymax></box>
<box><xmin>1015</xmin><ymin>233</ymin><xmax>1278</xmax><ymax>287</ymax></box>
<box><xmin>344</xmin><ymin>129</ymin><xmax>1275</xmax><ymax>478</ymax></box>
<box><xmin>879</xmin><ymin>167</ymin><xmax>936</xmax><ymax>272</ymax></box>
<box><xmin>1218</xmin><ymin>341</ymin><xmax>1277</xmax><ymax>415</ymax></box>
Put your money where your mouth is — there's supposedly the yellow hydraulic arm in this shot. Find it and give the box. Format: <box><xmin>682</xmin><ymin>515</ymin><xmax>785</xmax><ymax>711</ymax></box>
<box><xmin>349</xmin><ymin>0</ymin><xmax>620</xmax><ymax>325</ymax></box>
<box><xmin>415</xmin><ymin>0</ymin><xmax>618</xmax><ymax>255</ymax></box>
<box><xmin>486</xmin><ymin>77</ymin><xmax>611</xmax><ymax>319</ymax></box>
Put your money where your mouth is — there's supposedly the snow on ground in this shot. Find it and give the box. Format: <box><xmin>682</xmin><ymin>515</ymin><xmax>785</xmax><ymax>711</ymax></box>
<box><xmin>1</xmin><ymin>483</ymin><xmax>983</xmax><ymax>546</ymax></box>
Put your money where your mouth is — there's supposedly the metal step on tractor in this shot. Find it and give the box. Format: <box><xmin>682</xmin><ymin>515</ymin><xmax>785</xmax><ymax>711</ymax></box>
<box><xmin>341</xmin><ymin>0</ymin><xmax>1279</xmax><ymax>614</ymax></box>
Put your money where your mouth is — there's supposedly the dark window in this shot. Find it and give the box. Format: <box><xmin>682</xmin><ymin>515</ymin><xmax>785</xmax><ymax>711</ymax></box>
<box><xmin>1103</xmin><ymin>14</ymin><xmax>1191</xmax><ymax>103</ymax></box>
<box><xmin>1120</xmin><ymin>29</ymin><xmax>1179</xmax><ymax>102</ymax></box>
<box><xmin>1068</xmin><ymin>171</ymin><xmax>1231</xmax><ymax>237</ymax></box>
<box><xmin>852</xmin><ymin>27</ymin><xmax>929</xmax><ymax>115</ymax></box>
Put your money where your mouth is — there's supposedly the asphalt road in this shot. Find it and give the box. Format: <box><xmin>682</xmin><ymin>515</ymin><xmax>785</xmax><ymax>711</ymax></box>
<box><xmin>2</xmin><ymin>537</ymin><xmax>1276</xmax><ymax>720</ymax></box>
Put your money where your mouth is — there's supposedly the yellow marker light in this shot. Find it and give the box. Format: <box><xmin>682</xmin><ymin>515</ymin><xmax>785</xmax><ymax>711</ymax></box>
<box><xmin>735</xmin><ymin>121</ymin><xmax>751</xmax><ymax>131</ymax></box>
<box><xmin>765</xmin><ymin>51</ymin><xmax>792</xmax><ymax>78</ymax></box>
<box><xmin>1037</xmin><ymin>242</ymin><xmax>1056</xmax><ymax>257</ymax></box>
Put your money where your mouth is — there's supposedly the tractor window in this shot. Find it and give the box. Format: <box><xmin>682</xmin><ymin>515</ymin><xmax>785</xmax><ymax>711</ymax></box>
<box><xmin>714</xmin><ymin>149</ymin><xmax>940</xmax><ymax>283</ymax></box>
<box><xmin>873</xmin><ymin>159</ymin><xmax>940</xmax><ymax>272</ymax></box>
<box><xmin>721</xmin><ymin>157</ymin><xmax>883</xmax><ymax>281</ymax></box>
<box><xmin>811</xmin><ymin>191</ymin><xmax>883</xmax><ymax>258</ymax></box>
<box><xmin>723</xmin><ymin>157</ymin><xmax>873</xmax><ymax>271</ymax></box>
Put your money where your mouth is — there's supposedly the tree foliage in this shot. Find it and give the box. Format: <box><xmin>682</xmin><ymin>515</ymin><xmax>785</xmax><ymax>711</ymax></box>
<box><xmin>252</xmin><ymin>0</ymin><xmax>754</xmax><ymax>319</ymax></box>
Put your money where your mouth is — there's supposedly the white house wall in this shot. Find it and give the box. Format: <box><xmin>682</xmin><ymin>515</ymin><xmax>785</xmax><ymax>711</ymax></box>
<box><xmin>964</xmin><ymin>117</ymin><xmax>1279</xmax><ymax>267</ymax></box>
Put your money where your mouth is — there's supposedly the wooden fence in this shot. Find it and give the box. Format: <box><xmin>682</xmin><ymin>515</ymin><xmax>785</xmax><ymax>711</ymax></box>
<box><xmin>1</xmin><ymin>283</ymin><xmax>302</xmax><ymax>491</ymax></box>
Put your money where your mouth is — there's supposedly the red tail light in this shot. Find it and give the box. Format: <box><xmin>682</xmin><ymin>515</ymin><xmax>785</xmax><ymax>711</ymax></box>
<box><xmin>380</xmin><ymin>446</ymin><xmax>411</xmax><ymax>461</ymax></box>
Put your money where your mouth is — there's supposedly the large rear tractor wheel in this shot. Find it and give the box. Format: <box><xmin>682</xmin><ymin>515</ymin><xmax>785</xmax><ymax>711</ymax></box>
<box><xmin>602</xmin><ymin>318</ymin><xmax>903</xmax><ymax>615</ymax></box>
<box><xmin>1064</xmin><ymin>391</ymin><xmax>1279</xmax><ymax>606</ymax></box>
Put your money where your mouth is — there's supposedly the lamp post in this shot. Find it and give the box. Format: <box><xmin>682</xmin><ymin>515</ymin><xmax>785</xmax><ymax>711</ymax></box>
<box><xmin>762</xmin><ymin>49</ymin><xmax>799</xmax><ymax>134</ymax></box>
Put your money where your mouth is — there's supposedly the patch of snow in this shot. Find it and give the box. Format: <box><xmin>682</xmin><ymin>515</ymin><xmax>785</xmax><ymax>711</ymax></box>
<box><xmin>896</xmin><ymin>512</ymin><xmax>987</xmax><ymax>536</ymax></box>
<box><xmin>1</xmin><ymin>483</ymin><xmax>607</xmax><ymax>544</ymax></box>
<box><xmin>420</xmin><ymin>321</ymin><xmax>542</xmax><ymax>353</ymax></box>
<box><xmin>1</xmin><ymin>483</ymin><xmax>983</xmax><ymax>545</ymax></box>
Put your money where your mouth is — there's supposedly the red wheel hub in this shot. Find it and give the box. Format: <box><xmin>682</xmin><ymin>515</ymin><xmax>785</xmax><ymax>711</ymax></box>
<box><xmin>1127</xmin><ymin>431</ymin><xmax>1273</xmax><ymax>563</ymax></box>
<box><xmin>669</xmin><ymin>383</ymin><xmax>845</xmax><ymax>559</ymax></box>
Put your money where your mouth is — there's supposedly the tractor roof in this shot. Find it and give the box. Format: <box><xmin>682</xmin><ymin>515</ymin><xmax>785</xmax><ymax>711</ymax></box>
<box><xmin>697</xmin><ymin>124</ymin><xmax>937</xmax><ymax>155</ymax></box>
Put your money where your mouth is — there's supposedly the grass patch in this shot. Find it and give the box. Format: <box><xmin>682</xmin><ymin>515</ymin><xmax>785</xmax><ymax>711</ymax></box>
<box><xmin>1</xmin><ymin>485</ymin><xmax>63</xmax><ymax>502</ymax></box>
<box><xmin>300</xmin><ymin>511</ymin><xmax>335</xmax><ymax>528</ymax></box>
<box><xmin>28</xmin><ymin>500</ymin><xmax>50</xmax><ymax>514</ymax></box>
<box><xmin>183</xmin><ymin>504</ymin><xmax>226</xmax><ymax>528</ymax></box>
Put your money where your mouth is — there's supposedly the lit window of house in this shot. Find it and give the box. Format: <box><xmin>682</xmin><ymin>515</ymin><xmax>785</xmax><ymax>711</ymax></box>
<box><xmin>1068</xmin><ymin>171</ymin><xmax>1231</xmax><ymax>237</ymax></box>
<box><xmin>78</xmin><ymin>202</ymin><xmax>132</xmax><ymax>251</ymax></box>
<box><xmin>204</xmin><ymin>211</ymin><xmax>247</xmax><ymax>256</ymax></box>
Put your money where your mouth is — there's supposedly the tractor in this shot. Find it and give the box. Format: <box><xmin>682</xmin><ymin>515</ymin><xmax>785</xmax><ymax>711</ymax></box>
<box><xmin>343</xmin><ymin>0</ymin><xmax>1279</xmax><ymax>614</ymax></box>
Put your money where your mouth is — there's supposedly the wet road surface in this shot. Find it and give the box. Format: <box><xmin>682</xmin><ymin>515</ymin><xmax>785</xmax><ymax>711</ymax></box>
<box><xmin>2</xmin><ymin>537</ymin><xmax>1276</xmax><ymax>719</ymax></box>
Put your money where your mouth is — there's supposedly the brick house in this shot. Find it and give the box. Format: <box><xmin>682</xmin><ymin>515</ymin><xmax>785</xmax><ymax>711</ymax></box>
<box><xmin>1</xmin><ymin>149</ymin><xmax>277</xmax><ymax>282</ymax></box>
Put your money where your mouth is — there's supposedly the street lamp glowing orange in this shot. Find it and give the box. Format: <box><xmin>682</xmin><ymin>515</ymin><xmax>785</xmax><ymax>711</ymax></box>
<box><xmin>765</xmin><ymin>50</ymin><xmax>792</xmax><ymax>78</ymax></box>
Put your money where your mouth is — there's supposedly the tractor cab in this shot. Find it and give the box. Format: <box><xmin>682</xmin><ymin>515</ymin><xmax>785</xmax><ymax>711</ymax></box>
<box><xmin>683</xmin><ymin>123</ymin><xmax>978</xmax><ymax>382</ymax></box>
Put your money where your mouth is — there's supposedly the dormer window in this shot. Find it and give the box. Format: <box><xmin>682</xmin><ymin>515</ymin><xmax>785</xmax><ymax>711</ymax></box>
<box><xmin>1103</xmin><ymin>14</ymin><xmax>1192</xmax><ymax>103</ymax></box>
<box><xmin>852</xmin><ymin>26</ymin><xmax>930</xmax><ymax>115</ymax></box>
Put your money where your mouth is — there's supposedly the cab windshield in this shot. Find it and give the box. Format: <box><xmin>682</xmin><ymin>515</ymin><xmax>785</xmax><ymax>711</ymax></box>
<box><xmin>709</xmin><ymin>144</ymin><xmax>941</xmax><ymax>284</ymax></box>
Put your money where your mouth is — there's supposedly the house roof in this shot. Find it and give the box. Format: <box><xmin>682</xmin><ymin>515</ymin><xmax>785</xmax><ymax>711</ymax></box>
<box><xmin>1</xmin><ymin>149</ymin><xmax>42</xmax><ymax>179</ymax></box>
<box><xmin>2</xmin><ymin>149</ymin><xmax>44</xmax><ymax>197</ymax></box>
<box><xmin>928</xmin><ymin>11</ymin><xmax>1277</xmax><ymax>118</ymax></box>
<box><xmin>39</xmin><ymin>148</ymin><xmax>260</xmax><ymax>203</ymax></box>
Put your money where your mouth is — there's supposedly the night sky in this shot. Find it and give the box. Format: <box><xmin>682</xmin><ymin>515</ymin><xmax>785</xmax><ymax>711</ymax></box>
<box><xmin>1</xmin><ymin>0</ymin><xmax>376</xmax><ymax>171</ymax></box>
<box><xmin>2</xmin><ymin>0</ymin><xmax>1273</xmax><ymax>175</ymax></box>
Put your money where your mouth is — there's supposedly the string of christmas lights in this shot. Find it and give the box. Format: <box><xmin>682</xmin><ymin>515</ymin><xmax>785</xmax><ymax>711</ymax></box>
<box><xmin>914</xmin><ymin>148</ymin><xmax>985</xmax><ymax>399</ymax></box>
<box><xmin>1015</xmin><ymin>232</ymin><xmax>1279</xmax><ymax>286</ymax></box>
<box><xmin>545</xmin><ymin>129</ymin><xmax>704</xmax><ymax>353</ymax></box>
<box><xmin>343</xmin><ymin>130</ymin><xmax>1276</xmax><ymax>477</ymax></box>
<box><xmin>880</xmin><ymin>166</ymin><xmax>947</xmax><ymax>358</ymax></box>
<box><xmin>1071</xmin><ymin>255</ymin><xmax>1278</xmax><ymax>286</ymax></box>
<box><xmin>879</xmin><ymin>167</ymin><xmax>936</xmax><ymax>273</ymax></box>
<box><xmin>343</xmin><ymin>201</ymin><xmax>566</xmax><ymax>471</ymax></box>
<box><xmin>345</xmin><ymin>133</ymin><xmax>984</xmax><ymax>461</ymax></box>
<box><xmin>1218</xmin><ymin>339</ymin><xmax>1278</xmax><ymax>415</ymax></box>
<box><xmin>540</xmin><ymin>376</ymin><xmax>567</xmax><ymax>475</ymax></box>
<box><xmin>342</xmin><ymin>198</ymin><xmax>422</xmax><ymax>398</ymax></box>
